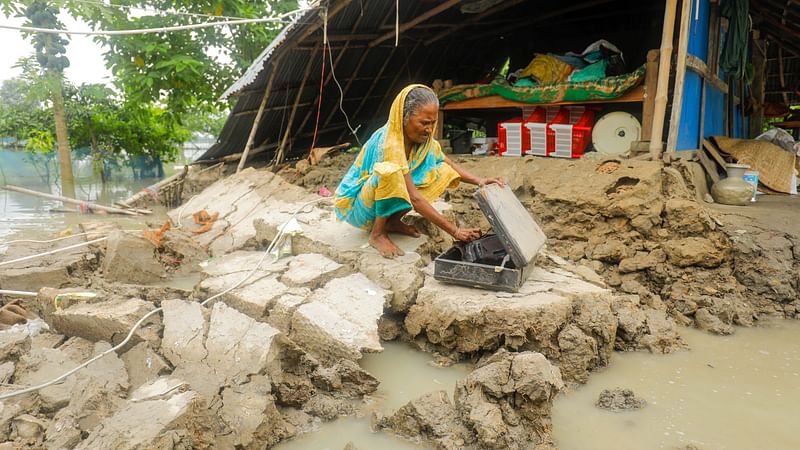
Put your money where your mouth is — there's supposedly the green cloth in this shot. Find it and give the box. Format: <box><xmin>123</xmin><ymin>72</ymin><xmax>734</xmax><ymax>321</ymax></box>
<box><xmin>570</xmin><ymin>59</ymin><xmax>608</xmax><ymax>82</ymax></box>
<box><xmin>439</xmin><ymin>65</ymin><xmax>645</xmax><ymax>105</ymax></box>
<box><xmin>720</xmin><ymin>0</ymin><xmax>749</xmax><ymax>80</ymax></box>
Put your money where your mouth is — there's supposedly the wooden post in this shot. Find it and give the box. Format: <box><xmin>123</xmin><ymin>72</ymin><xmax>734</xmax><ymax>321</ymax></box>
<box><xmin>275</xmin><ymin>44</ymin><xmax>320</xmax><ymax>167</ymax></box>
<box><xmin>641</xmin><ymin>49</ymin><xmax>660</xmax><ymax>141</ymax></box>
<box><xmin>649</xmin><ymin>0</ymin><xmax>679</xmax><ymax>160</ymax></box>
<box><xmin>665</xmin><ymin>0</ymin><xmax>693</xmax><ymax>156</ymax></box>
<box><xmin>237</xmin><ymin>52</ymin><xmax>283</xmax><ymax>173</ymax></box>
<box><xmin>750</xmin><ymin>37</ymin><xmax>767</xmax><ymax>137</ymax></box>
<box><xmin>2</xmin><ymin>185</ymin><xmax>140</xmax><ymax>216</ymax></box>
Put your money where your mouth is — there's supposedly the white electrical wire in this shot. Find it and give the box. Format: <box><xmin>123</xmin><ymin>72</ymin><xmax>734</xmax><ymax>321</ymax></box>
<box><xmin>71</xmin><ymin>0</ymin><xmax>251</xmax><ymax>21</ymax></box>
<box><xmin>3</xmin><ymin>233</ymin><xmax>92</xmax><ymax>246</ymax></box>
<box><xmin>323</xmin><ymin>8</ymin><xmax>362</xmax><ymax>146</ymax></box>
<box><xmin>0</xmin><ymin>237</ymin><xmax>109</xmax><ymax>268</ymax></box>
<box><xmin>0</xmin><ymin>7</ymin><xmax>308</xmax><ymax>36</ymax></box>
<box><xmin>0</xmin><ymin>290</ymin><xmax>37</xmax><ymax>298</ymax></box>
<box><xmin>0</xmin><ymin>197</ymin><xmax>329</xmax><ymax>401</ymax></box>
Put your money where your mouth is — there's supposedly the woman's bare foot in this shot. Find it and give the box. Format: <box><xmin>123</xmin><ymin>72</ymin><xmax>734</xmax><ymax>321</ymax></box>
<box><xmin>386</xmin><ymin>217</ymin><xmax>421</xmax><ymax>237</ymax></box>
<box><xmin>369</xmin><ymin>232</ymin><xmax>405</xmax><ymax>258</ymax></box>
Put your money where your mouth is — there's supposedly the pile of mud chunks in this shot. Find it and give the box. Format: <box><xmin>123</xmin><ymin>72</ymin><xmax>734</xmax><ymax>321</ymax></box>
<box><xmin>0</xmin><ymin>283</ymin><xmax>384</xmax><ymax>450</ymax></box>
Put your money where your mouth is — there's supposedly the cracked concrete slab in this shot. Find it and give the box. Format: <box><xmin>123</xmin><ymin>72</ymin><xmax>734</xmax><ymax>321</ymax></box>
<box><xmin>49</xmin><ymin>297</ymin><xmax>160</xmax><ymax>347</ymax></box>
<box><xmin>280</xmin><ymin>253</ymin><xmax>347</xmax><ymax>288</ymax></box>
<box><xmin>406</xmin><ymin>266</ymin><xmax>613</xmax><ymax>364</ymax></box>
<box><xmin>198</xmin><ymin>251</ymin><xmax>290</xmax><ymax>319</ymax></box>
<box><xmin>103</xmin><ymin>231</ymin><xmax>165</xmax><ymax>284</ymax></box>
<box><xmin>161</xmin><ymin>300</ymin><xmax>282</xmax><ymax>401</ymax></box>
<box><xmin>121</xmin><ymin>342</ymin><xmax>171</xmax><ymax>390</ymax></box>
<box><xmin>75</xmin><ymin>376</ymin><xmax>215</xmax><ymax>450</ymax></box>
<box><xmin>289</xmin><ymin>273</ymin><xmax>388</xmax><ymax>362</ymax></box>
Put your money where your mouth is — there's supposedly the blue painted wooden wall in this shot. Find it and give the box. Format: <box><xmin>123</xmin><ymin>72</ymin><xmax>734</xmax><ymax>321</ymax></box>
<box><xmin>676</xmin><ymin>0</ymin><xmax>749</xmax><ymax>151</ymax></box>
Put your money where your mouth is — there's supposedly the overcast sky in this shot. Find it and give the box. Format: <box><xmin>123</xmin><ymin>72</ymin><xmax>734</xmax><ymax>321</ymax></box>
<box><xmin>0</xmin><ymin>14</ymin><xmax>113</xmax><ymax>85</ymax></box>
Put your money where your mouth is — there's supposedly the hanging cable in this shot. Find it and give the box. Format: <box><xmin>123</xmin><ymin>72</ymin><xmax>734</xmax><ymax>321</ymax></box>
<box><xmin>323</xmin><ymin>7</ymin><xmax>362</xmax><ymax>146</ymax></box>
<box><xmin>70</xmin><ymin>0</ymin><xmax>251</xmax><ymax>21</ymax></box>
<box><xmin>0</xmin><ymin>7</ymin><xmax>308</xmax><ymax>36</ymax></box>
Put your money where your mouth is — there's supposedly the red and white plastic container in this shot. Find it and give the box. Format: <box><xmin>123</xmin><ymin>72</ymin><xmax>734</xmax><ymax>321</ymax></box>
<box><xmin>497</xmin><ymin>118</ymin><xmax>530</xmax><ymax>157</ymax></box>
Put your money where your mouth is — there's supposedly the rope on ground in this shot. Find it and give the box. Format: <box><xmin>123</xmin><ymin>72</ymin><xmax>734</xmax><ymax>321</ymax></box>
<box><xmin>0</xmin><ymin>197</ymin><xmax>330</xmax><ymax>401</ymax></box>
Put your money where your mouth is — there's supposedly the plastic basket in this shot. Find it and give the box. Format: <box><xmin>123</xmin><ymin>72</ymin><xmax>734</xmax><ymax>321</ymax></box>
<box><xmin>549</xmin><ymin>108</ymin><xmax>597</xmax><ymax>158</ymax></box>
<box><xmin>525</xmin><ymin>107</ymin><xmax>568</xmax><ymax>156</ymax></box>
<box><xmin>498</xmin><ymin>118</ymin><xmax>529</xmax><ymax>157</ymax></box>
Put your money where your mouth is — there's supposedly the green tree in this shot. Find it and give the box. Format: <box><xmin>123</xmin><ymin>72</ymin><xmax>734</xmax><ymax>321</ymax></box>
<box><xmin>1</xmin><ymin>59</ymin><xmax>191</xmax><ymax>186</ymax></box>
<box><xmin>1</xmin><ymin>0</ymin><xmax>299</xmax><ymax>172</ymax></box>
<box><xmin>21</xmin><ymin>0</ymin><xmax>76</xmax><ymax>198</ymax></box>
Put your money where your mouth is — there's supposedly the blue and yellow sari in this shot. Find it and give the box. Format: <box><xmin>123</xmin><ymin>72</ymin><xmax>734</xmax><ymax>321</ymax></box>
<box><xmin>334</xmin><ymin>84</ymin><xmax>460</xmax><ymax>230</ymax></box>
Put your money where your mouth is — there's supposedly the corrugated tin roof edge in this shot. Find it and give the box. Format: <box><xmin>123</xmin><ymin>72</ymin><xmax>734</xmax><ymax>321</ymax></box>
<box><xmin>219</xmin><ymin>5</ymin><xmax>320</xmax><ymax>101</ymax></box>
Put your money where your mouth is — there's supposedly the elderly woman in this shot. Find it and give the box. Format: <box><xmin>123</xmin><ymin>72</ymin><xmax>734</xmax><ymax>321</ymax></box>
<box><xmin>334</xmin><ymin>84</ymin><xmax>503</xmax><ymax>258</ymax></box>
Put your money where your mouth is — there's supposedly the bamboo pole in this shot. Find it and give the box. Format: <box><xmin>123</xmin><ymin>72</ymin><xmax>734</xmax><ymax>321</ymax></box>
<box><xmin>118</xmin><ymin>166</ymin><xmax>186</xmax><ymax>208</ymax></box>
<box><xmin>237</xmin><ymin>52</ymin><xmax>284</xmax><ymax>173</ymax></box>
<box><xmin>2</xmin><ymin>185</ymin><xmax>139</xmax><ymax>216</ymax></box>
<box><xmin>649</xmin><ymin>0</ymin><xmax>679</xmax><ymax>160</ymax></box>
<box><xmin>275</xmin><ymin>44</ymin><xmax>320</xmax><ymax>167</ymax></box>
<box><xmin>665</xmin><ymin>0</ymin><xmax>694</xmax><ymax>156</ymax></box>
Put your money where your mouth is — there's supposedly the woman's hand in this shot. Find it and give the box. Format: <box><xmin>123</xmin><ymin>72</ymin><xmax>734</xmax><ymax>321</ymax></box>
<box><xmin>452</xmin><ymin>227</ymin><xmax>482</xmax><ymax>242</ymax></box>
<box><xmin>479</xmin><ymin>177</ymin><xmax>505</xmax><ymax>187</ymax></box>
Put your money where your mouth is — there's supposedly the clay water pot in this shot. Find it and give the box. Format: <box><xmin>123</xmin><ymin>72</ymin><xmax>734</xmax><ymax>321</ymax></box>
<box><xmin>711</xmin><ymin>163</ymin><xmax>754</xmax><ymax>206</ymax></box>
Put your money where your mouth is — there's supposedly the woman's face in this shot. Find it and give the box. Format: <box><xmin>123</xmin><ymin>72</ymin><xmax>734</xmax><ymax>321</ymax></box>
<box><xmin>404</xmin><ymin>102</ymin><xmax>438</xmax><ymax>145</ymax></box>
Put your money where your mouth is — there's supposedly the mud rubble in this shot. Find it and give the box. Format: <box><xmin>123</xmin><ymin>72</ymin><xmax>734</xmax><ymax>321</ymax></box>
<box><xmin>0</xmin><ymin>154</ymin><xmax>797</xmax><ymax>449</ymax></box>
<box><xmin>595</xmin><ymin>388</ymin><xmax>646</xmax><ymax>412</ymax></box>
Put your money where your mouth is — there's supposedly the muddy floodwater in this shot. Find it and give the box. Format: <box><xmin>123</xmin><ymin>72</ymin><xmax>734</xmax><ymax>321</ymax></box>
<box><xmin>275</xmin><ymin>341</ymin><xmax>473</xmax><ymax>450</ymax></box>
<box><xmin>553</xmin><ymin>320</ymin><xmax>800</xmax><ymax>450</ymax></box>
<box><xmin>0</xmin><ymin>148</ymin><xmax>166</xmax><ymax>241</ymax></box>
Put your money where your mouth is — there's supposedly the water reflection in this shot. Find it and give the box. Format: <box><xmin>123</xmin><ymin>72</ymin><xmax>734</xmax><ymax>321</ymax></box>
<box><xmin>0</xmin><ymin>148</ymin><xmax>163</xmax><ymax>240</ymax></box>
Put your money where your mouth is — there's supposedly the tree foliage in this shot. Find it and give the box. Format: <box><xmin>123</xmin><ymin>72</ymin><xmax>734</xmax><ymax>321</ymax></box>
<box><xmin>0</xmin><ymin>57</ymin><xmax>191</xmax><ymax>180</ymax></box>
<box><xmin>1</xmin><ymin>0</ymin><xmax>299</xmax><ymax>115</ymax></box>
<box><xmin>1</xmin><ymin>0</ymin><xmax>300</xmax><ymax>170</ymax></box>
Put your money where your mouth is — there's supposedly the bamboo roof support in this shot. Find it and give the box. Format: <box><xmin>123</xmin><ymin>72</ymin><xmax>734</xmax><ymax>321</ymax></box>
<box><xmin>275</xmin><ymin>44</ymin><xmax>320</xmax><ymax>167</ymax></box>
<box><xmin>648</xmin><ymin>0</ymin><xmax>678</xmax><ymax>160</ymax></box>
<box><xmin>666</xmin><ymin>0</ymin><xmax>693</xmax><ymax>155</ymax></box>
<box><xmin>237</xmin><ymin>52</ymin><xmax>283</xmax><ymax>173</ymax></box>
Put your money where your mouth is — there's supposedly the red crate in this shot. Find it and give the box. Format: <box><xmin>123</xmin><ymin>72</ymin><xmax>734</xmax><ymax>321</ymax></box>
<box><xmin>545</xmin><ymin>108</ymin><xmax>571</xmax><ymax>156</ymax></box>
<box><xmin>550</xmin><ymin>108</ymin><xmax>597</xmax><ymax>158</ymax></box>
